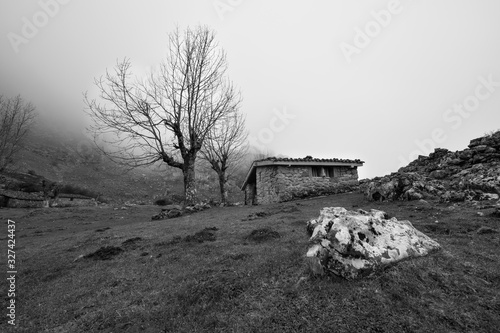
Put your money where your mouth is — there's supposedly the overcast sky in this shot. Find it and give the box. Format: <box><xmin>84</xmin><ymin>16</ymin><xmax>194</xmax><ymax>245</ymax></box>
<box><xmin>1</xmin><ymin>0</ymin><xmax>500</xmax><ymax>178</ymax></box>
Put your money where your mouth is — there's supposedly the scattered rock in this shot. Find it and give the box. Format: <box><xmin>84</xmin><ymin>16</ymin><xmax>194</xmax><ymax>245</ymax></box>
<box><xmin>152</xmin><ymin>202</ymin><xmax>212</xmax><ymax>220</ymax></box>
<box><xmin>121</xmin><ymin>237</ymin><xmax>142</xmax><ymax>249</ymax></box>
<box><xmin>167</xmin><ymin>209</ymin><xmax>182</xmax><ymax>218</ymax></box>
<box><xmin>245</xmin><ymin>228</ymin><xmax>281</xmax><ymax>242</ymax></box>
<box><xmin>477</xmin><ymin>212</ymin><xmax>485</xmax><ymax>217</ymax></box>
<box><xmin>481</xmin><ymin>193</ymin><xmax>499</xmax><ymax>200</ymax></box>
<box><xmin>186</xmin><ymin>203</ymin><xmax>211</xmax><ymax>212</ymax></box>
<box><xmin>306</xmin><ymin>207</ymin><xmax>441</xmax><ymax>280</ymax></box>
<box><xmin>73</xmin><ymin>254</ymin><xmax>84</xmax><ymax>262</ymax></box>
<box><xmin>151</xmin><ymin>212</ymin><xmax>167</xmax><ymax>220</ymax></box>
<box><xmin>418</xmin><ymin>199</ymin><xmax>431</xmax><ymax>206</ymax></box>
<box><xmin>84</xmin><ymin>246</ymin><xmax>124</xmax><ymax>260</ymax></box>
<box><xmin>441</xmin><ymin>191</ymin><xmax>468</xmax><ymax>203</ymax></box>
<box><xmin>476</xmin><ymin>226</ymin><xmax>499</xmax><ymax>234</ymax></box>
<box><xmin>152</xmin><ymin>207</ymin><xmax>184</xmax><ymax>220</ymax></box>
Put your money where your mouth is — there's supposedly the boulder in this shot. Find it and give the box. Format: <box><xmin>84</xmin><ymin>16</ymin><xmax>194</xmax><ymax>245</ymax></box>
<box><xmin>306</xmin><ymin>207</ymin><xmax>441</xmax><ymax>280</ymax></box>
<box><xmin>167</xmin><ymin>208</ymin><xmax>182</xmax><ymax>218</ymax></box>
<box><xmin>152</xmin><ymin>206</ymin><xmax>183</xmax><ymax>220</ymax></box>
<box><xmin>480</xmin><ymin>193</ymin><xmax>499</xmax><ymax>201</ymax></box>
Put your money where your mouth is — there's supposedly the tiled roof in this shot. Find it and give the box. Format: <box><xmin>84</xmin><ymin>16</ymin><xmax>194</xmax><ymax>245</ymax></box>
<box><xmin>255</xmin><ymin>156</ymin><xmax>364</xmax><ymax>164</ymax></box>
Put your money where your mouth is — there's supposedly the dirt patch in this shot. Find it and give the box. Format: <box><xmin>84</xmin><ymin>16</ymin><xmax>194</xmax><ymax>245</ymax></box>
<box><xmin>84</xmin><ymin>246</ymin><xmax>124</xmax><ymax>260</ymax></box>
<box><xmin>184</xmin><ymin>227</ymin><xmax>218</xmax><ymax>243</ymax></box>
<box><xmin>121</xmin><ymin>237</ymin><xmax>143</xmax><ymax>249</ymax></box>
<box><xmin>245</xmin><ymin>228</ymin><xmax>281</xmax><ymax>242</ymax></box>
<box><xmin>227</xmin><ymin>253</ymin><xmax>251</xmax><ymax>261</ymax></box>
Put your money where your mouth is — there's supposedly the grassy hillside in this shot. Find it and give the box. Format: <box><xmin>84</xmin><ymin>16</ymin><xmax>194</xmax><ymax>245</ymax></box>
<box><xmin>6</xmin><ymin>124</ymin><xmax>245</xmax><ymax>204</ymax></box>
<box><xmin>2</xmin><ymin>192</ymin><xmax>499</xmax><ymax>332</ymax></box>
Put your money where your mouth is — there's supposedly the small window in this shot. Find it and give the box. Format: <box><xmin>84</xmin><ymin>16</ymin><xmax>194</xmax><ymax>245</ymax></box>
<box><xmin>312</xmin><ymin>166</ymin><xmax>333</xmax><ymax>177</ymax></box>
<box><xmin>311</xmin><ymin>166</ymin><xmax>322</xmax><ymax>177</ymax></box>
<box><xmin>324</xmin><ymin>167</ymin><xmax>334</xmax><ymax>178</ymax></box>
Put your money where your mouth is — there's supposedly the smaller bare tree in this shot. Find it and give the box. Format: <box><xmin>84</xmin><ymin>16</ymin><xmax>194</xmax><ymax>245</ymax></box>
<box><xmin>0</xmin><ymin>95</ymin><xmax>36</xmax><ymax>171</ymax></box>
<box><xmin>200</xmin><ymin>110</ymin><xmax>247</xmax><ymax>204</ymax></box>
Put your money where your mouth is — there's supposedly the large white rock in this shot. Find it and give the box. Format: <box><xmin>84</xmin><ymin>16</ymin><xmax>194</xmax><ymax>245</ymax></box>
<box><xmin>306</xmin><ymin>207</ymin><xmax>441</xmax><ymax>279</ymax></box>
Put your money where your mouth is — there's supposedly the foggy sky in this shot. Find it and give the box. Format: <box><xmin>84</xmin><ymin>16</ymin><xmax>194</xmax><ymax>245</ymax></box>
<box><xmin>1</xmin><ymin>0</ymin><xmax>500</xmax><ymax>178</ymax></box>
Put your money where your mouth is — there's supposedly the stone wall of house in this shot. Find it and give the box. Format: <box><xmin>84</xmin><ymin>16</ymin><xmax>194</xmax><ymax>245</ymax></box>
<box><xmin>244</xmin><ymin>183</ymin><xmax>256</xmax><ymax>205</ymax></box>
<box><xmin>50</xmin><ymin>198</ymin><xmax>97</xmax><ymax>207</ymax></box>
<box><xmin>255</xmin><ymin>166</ymin><xmax>281</xmax><ymax>204</ymax></box>
<box><xmin>254</xmin><ymin>165</ymin><xmax>359</xmax><ymax>204</ymax></box>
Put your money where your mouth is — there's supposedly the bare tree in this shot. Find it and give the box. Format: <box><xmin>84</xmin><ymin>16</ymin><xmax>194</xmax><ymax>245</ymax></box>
<box><xmin>0</xmin><ymin>95</ymin><xmax>36</xmax><ymax>171</ymax></box>
<box><xmin>200</xmin><ymin>110</ymin><xmax>247</xmax><ymax>204</ymax></box>
<box><xmin>84</xmin><ymin>26</ymin><xmax>240</xmax><ymax>205</ymax></box>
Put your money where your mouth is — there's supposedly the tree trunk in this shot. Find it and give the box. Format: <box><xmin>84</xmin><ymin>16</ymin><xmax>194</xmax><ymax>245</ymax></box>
<box><xmin>218</xmin><ymin>172</ymin><xmax>228</xmax><ymax>205</ymax></box>
<box><xmin>183</xmin><ymin>156</ymin><xmax>197</xmax><ymax>206</ymax></box>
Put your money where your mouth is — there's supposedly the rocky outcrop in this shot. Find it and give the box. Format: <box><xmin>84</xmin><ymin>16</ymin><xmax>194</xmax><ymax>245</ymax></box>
<box><xmin>306</xmin><ymin>207</ymin><xmax>441</xmax><ymax>279</ymax></box>
<box><xmin>361</xmin><ymin>131</ymin><xmax>500</xmax><ymax>202</ymax></box>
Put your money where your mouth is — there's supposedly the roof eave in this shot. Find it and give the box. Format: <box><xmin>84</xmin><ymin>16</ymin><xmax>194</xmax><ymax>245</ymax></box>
<box><xmin>240</xmin><ymin>161</ymin><xmax>256</xmax><ymax>190</ymax></box>
<box><xmin>254</xmin><ymin>160</ymin><xmax>364</xmax><ymax>168</ymax></box>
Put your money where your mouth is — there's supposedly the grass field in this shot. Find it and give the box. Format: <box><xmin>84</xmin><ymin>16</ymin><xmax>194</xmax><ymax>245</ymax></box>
<box><xmin>1</xmin><ymin>192</ymin><xmax>499</xmax><ymax>332</ymax></box>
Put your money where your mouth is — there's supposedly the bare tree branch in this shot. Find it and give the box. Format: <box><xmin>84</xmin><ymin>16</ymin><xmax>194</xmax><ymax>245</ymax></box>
<box><xmin>200</xmin><ymin>109</ymin><xmax>247</xmax><ymax>204</ymax></box>
<box><xmin>0</xmin><ymin>95</ymin><xmax>36</xmax><ymax>171</ymax></box>
<box><xmin>84</xmin><ymin>26</ymin><xmax>240</xmax><ymax>205</ymax></box>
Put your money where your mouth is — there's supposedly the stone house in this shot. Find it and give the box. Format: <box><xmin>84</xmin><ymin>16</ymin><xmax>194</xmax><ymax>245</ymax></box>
<box><xmin>241</xmin><ymin>156</ymin><xmax>364</xmax><ymax>205</ymax></box>
<box><xmin>0</xmin><ymin>189</ymin><xmax>46</xmax><ymax>208</ymax></box>
<box><xmin>0</xmin><ymin>189</ymin><xmax>95</xmax><ymax>208</ymax></box>
<box><xmin>51</xmin><ymin>193</ymin><xmax>96</xmax><ymax>207</ymax></box>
